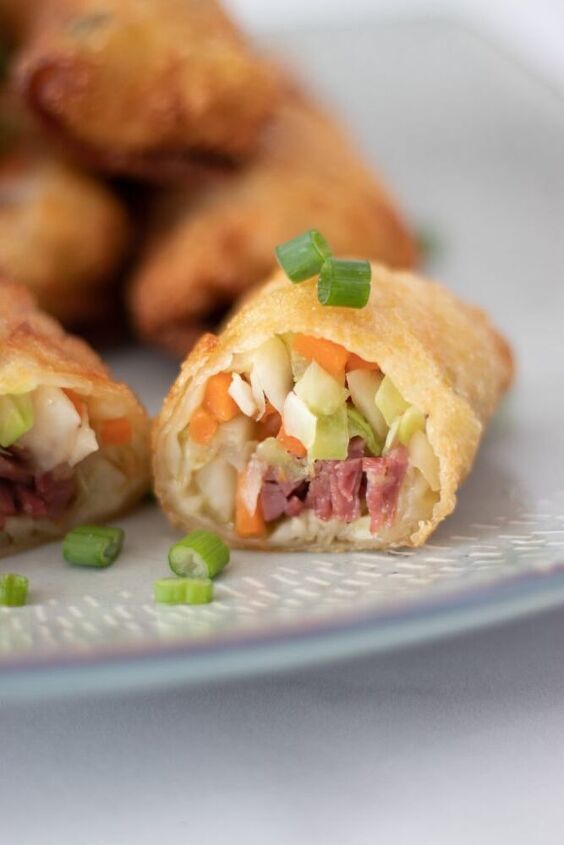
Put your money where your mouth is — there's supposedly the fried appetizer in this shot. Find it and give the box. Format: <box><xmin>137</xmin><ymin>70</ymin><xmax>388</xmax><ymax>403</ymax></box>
<box><xmin>0</xmin><ymin>282</ymin><xmax>149</xmax><ymax>554</ymax></box>
<box><xmin>14</xmin><ymin>0</ymin><xmax>278</xmax><ymax>177</ymax></box>
<box><xmin>129</xmin><ymin>94</ymin><xmax>418</xmax><ymax>356</ymax></box>
<box><xmin>152</xmin><ymin>266</ymin><xmax>512</xmax><ymax>551</ymax></box>
<box><xmin>0</xmin><ymin>150</ymin><xmax>130</xmax><ymax>324</ymax></box>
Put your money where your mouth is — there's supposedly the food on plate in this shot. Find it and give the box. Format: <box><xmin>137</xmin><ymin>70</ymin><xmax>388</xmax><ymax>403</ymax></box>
<box><xmin>168</xmin><ymin>529</ymin><xmax>230</xmax><ymax>578</ymax></box>
<box><xmin>152</xmin><ymin>260</ymin><xmax>512</xmax><ymax>550</ymax></box>
<box><xmin>0</xmin><ymin>571</ymin><xmax>28</xmax><ymax>605</ymax></box>
<box><xmin>154</xmin><ymin>576</ymin><xmax>214</xmax><ymax>605</ymax></box>
<box><xmin>128</xmin><ymin>92</ymin><xmax>418</xmax><ymax>356</ymax></box>
<box><xmin>13</xmin><ymin>0</ymin><xmax>278</xmax><ymax>178</ymax></box>
<box><xmin>0</xmin><ymin>282</ymin><xmax>150</xmax><ymax>555</ymax></box>
<box><xmin>62</xmin><ymin>524</ymin><xmax>124</xmax><ymax>567</ymax></box>
<box><xmin>0</xmin><ymin>148</ymin><xmax>131</xmax><ymax>324</ymax></box>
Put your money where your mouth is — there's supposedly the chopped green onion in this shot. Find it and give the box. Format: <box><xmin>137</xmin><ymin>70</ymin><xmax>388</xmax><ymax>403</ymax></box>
<box><xmin>154</xmin><ymin>577</ymin><xmax>214</xmax><ymax>605</ymax></box>
<box><xmin>0</xmin><ymin>393</ymin><xmax>34</xmax><ymax>448</ymax></box>
<box><xmin>168</xmin><ymin>530</ymin><xmax>230</xmax><ymax>579</ymax></box>
<box><xmin>317</xmin><ymin>258</ymin><xmax>371</xmax><ymax>308</ymax></box>
<box><xmin>0</xmin><ymin>573</ymin><xmax>29</xmax><ymax>607</ymax></box>
<box><xmin>275</xmin><ymin>229</ymin><xmax>332</xmax><ymax>282</ymax></box>
<box><xmin>63</xmin><ymin>525</ymin><xmax>124</xmax><ymax>567</ymax></box>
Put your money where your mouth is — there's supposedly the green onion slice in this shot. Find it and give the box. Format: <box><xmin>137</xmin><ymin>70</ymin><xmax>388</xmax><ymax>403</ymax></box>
<box><xmin>63</xmin><ymin>525</ymin><xmax>124</xmax><ymax>567</ymax></box>
<box><xmin>168</xmin><ymin>530</ymin><xmax>230</xmax><ymax>579</ymax></box>
<box><xmin>317</xmin><ymin>258</ymin><xmax>371</xmax><ymax>308</ymax></box>
<box><xmin>275</xmin><ymin>229</ymin><xmax>332</xmax><ymax>282</ymax></box>
<box><xmin>0</xmin><ymin>573</ymin><xmax>29</xmax><ymax>607</ymax></box>
<box><xmin>154</xmin><ymin>577</ymin><xmax>214</xmax><ymax>605</ymax></box>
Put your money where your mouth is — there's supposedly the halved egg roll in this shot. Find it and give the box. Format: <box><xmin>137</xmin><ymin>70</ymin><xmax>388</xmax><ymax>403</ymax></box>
<box><xmin>129</xmin><ymin>92</ymin><xmax>418</xmax><ymax>356</ymax></box>
<box><xmin>153</xmin><ymin>266</ymin><xmax>512</xmax><ymax>550</ymax></box>
<box><xmin>13</xmin><ymin>0</ymin><xmax>278</xmax><ymax>178</ymax></box>
<box><xmin>0</xmin><ymin>282</ymin><xmax>149</xmax><ymax>554</ymax></box>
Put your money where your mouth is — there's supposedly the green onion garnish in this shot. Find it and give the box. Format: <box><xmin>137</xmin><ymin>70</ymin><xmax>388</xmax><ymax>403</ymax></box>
<box><xmin>317</xmin><ymin>258</ymin><xmax>371</xmax><ymax>308</ymax></box>
<box><xmin>63</xmin><ymin>525</ymin><xmax>124</xmax><ymax>567</ymax></box>
<box><xmin>154</xmin><ymin>577</ymin><xmax>214</xmax><ymax>605</ymax></box>
<box><xmin>168</xmin><ymin>530</ymin><xmax>230</xmax><ymax>579</ymax></box>
<box><xmin>275</xmin><ymin>229</ymin><xmax>332</xmax><ymax>282</ymax></box>
<box><xmin>0</xmin><ymin>573</ymin><xmax>29</xmax><ymax>607</ymax></box>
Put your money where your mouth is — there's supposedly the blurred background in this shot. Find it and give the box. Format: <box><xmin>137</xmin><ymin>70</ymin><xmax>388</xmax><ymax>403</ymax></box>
<box><xmin>231</xmin><ymin>0</ymin><xmax>564</xmax><ymax>89</ymax></box>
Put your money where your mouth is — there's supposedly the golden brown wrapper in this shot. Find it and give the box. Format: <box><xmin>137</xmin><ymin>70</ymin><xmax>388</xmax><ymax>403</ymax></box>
<box><xmin>129</xmin><ymin>92</ymin><xmax>418</xmax><ymax>356</ymax></box>
<box><xmin>153</xmin><ymin>266</ymin><xmax>513</xmax><ymax>550</ymax></box>
<box><xmin>13</xmin><ymin>0</ymin><xmax>278</xmax><ymax>178</ymax></box>
<box><xmin>0</xmin><ymin>150</ymin><xmax>131</xmax><ymax>325</ymax></box>
<box><xmin>0</xmin><ymin>282</ymin><xmax>150</xmax><ymax>554</ymax></box>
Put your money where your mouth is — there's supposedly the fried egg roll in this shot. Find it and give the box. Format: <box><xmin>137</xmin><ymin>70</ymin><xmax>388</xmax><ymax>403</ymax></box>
<box><xmin>153</xmin><ymin>266</ymin><xmax>512</xmax><ymax>550</ymax></box>
<box><xmin>0</xmin><ymin>282</ymin><xmax>149</xmax><ymax>554</ymax></box>
<box><xmin>0</xmin><ymin>149</ymin><xmax>131</xmax><ymax>324</ymax></box>
<box><xmin>129</xmin><ymin>93</ymin><xmax>418</xmax><ymax>357</ymax></box>
<box><xmin>14</xmin><ymin>0</ymin><xmax>278</xmax><ymax>178</ymax></box>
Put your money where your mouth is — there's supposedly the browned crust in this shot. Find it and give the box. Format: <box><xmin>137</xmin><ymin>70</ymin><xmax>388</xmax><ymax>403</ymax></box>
<box><xmin>128</xmin><ymin>91</ymin><xmax>419</xmax><ymax>356</ymax></box>
<box><xmin>14</xmin><ymin>0</ymin><xmax>279</xmax><ymax>177</ymax></box>
<box><xmin>152</xmin><ymin>266</ymin><xmax>513</xmax><ymax>550</ymax></box>
<box><xmin>0</xmin><ymin>281</ymin><xmax>151</xmax><ymax>552</ymax></box>
<box><xmin>0</xmin><ymin>148</ymin><xmax>131</xmax><ymax>324</ymax></box>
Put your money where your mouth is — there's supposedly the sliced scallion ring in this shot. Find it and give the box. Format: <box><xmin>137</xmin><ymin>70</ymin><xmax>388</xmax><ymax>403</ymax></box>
<box><xmin>317</xmin><ymin>258</ymin><xmax>371</xmax><ymax>308</ymax></box>
<box><xmin>275</xmin><ymin>229</ymin><xmax>332</xmax><ymax>282</ymax></box>
<box><xmin>154</xmin><ymin>577</ymin><xmax>214</xmax><ymax>605</ymax></box>
<box><xmin>0</xmin><ymin>573</ymin><xmax>28</xmax><ymax>606</ymax></box>
<box><xmin>168</xmin><ymin>530</ymin><xmax>230</xmax><ymax>578</ymax></box>
<box><xmin>63</xmin><ymin>525</ymin><xmax>124</xmax><ymax>567</ymax></box>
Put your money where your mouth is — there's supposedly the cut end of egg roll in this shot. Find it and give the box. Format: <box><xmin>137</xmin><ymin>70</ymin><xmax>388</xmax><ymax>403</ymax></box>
<box><xmin>14</xmin><ymin>0</ymin><xmax>279</xmax><ymax>178</ymax></box>
<box><xmin>128</xmin><ymin>91</ymin><xmax>418</xmax><ymax>357</ymax></box>
<box><xmin>153</xmin><ymin>266</ymin><xmax>513</xmax><ymax>551</ymax></box>
<box><xmin>0</xmin><ymin>282</ymin><xmax>150</xmax><ymax>555</ymax></box>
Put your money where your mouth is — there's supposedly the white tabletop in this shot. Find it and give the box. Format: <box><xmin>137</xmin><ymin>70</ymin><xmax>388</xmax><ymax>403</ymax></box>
<box><xmin>2</xmin><ymin>607</ymin><xmax>564</xmax><ymax>845</ymax></box>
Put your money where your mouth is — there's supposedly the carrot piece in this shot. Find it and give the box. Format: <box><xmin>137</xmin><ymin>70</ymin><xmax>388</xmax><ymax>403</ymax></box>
<box><xmin>204</xmin><ymin>373</ymin><xmax>239</xmax><ymax>422</ymax></box>
<box><xmin>63</xmin><ymin>388</ymin><xmax>86</xmax><ymax>417</ymax></box>
<box><xmin>235</xmin><ymin>471</ymin><xmax>266</xmax><ymax>538</ymax></box>
<box><xmin>100</xmin><ymin>416</ymin><xmax>132</xmax><ymax>446</ymax></box>
<box><xmin>257</xmin><ymin>412</ymin><xmax>282</xmax><ymax>441</ymax></box>
<box><xmin>262</xmin><ymin>401</ymin><xmax>278</xmax><ymax>418</ymax></box>
<box><xmin>277</xmin><ymin>426</ymin><xmax>307</xmax><ymax>458</ymax></box>
<box><xmin>346</xmin><ymin>352</ymin><xmax>380</xmax><ymax>372</ymax></box>
<box><xmin>188</xmin><ymin>407</ymin><xmax>218</xmax><ymax>445</ymax></box>
<box><xmin>292</xmin><ymin>334</ymin><xmax>348</xmax><ymax>380</ymax></box>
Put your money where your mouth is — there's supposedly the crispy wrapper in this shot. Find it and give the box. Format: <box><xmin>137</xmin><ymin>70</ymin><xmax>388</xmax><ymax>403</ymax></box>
<box><xmin>0</xmin><ymin>150</ymin><xmax>131</xmax><ymax>325</ymax></box>
<box><xmin>129</xmin><ymin>92</ymin><xmax>418</xmax><ymax>356</ymax></box>
<box><xmin>14</xmin><ymin>0</ymin><xmax>278</xmax><ymax>178</ymax></box>
<box><xmin>153</xmin><ymin>267</ymin><xmax>513</xmax><ymax>551</ymax></box>
<box><xmin>0</xmin><ymin>282</ymin><xmax>150</xmax><ymax>554</ymax></box>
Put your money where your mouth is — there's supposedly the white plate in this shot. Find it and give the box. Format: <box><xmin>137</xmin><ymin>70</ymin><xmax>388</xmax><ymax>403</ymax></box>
<box><xmin>2</xmin><ymin>18</ymin><xmax>563</xmax><ymax>700</ymax></box>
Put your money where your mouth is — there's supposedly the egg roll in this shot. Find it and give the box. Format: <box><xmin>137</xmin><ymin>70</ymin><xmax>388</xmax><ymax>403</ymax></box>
<box><xmin>13</xmin><ymin>0</ymin><xmax>278</xmax><ymax>178</ymax></box>
<box><xmin>0</xmin><ymin>149</ymin><xmax>131</xmax><ymax>325</ymax></box>
<box><xmin>129</xmin><ymin>92</ymin><xmax>418</xmax><ymax>357</ymax></box>
<box><xmin>0</xmin><ymin>282</ymin><xmax>149</xmax><ymax>555</ymax></box>
<box><xmin>152</xmin><ymin>266</ymin><xmax>512</xmax><ymax>551</ymax></box>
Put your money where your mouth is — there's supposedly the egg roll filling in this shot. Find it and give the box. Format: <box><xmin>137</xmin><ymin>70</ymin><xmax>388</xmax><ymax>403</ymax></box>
<box><xmin>0</xmin><ymin>385</ymin><xmax>134</xmax><ymax>546</ymax></box>
<box><xmin>181</xmin><ymin>334</ymin><xmax>441</xmax><ymax>546</ymax></box>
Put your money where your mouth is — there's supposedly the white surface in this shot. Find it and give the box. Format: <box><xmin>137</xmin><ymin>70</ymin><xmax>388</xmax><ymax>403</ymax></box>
<box><xmin>229</xmin><ymin>0</ymin><xmax>564</xmax><ymax>89</ymax></box>
<box><xmin>2</xmin><ymin>609</ymin><xmax>564</xmax><ymax>845</ymax></box>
